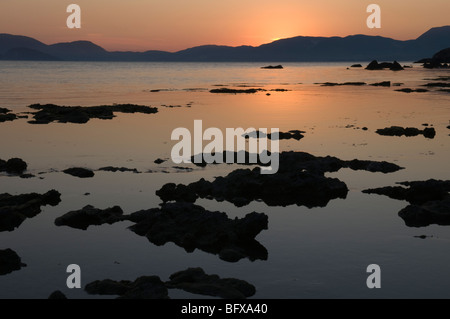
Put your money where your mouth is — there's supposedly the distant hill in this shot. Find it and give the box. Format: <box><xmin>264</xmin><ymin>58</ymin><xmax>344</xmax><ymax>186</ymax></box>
<box><xmin>1</xmin><ymin>26</ymin><xmax>450</xmax><ymax>62</ymax></box>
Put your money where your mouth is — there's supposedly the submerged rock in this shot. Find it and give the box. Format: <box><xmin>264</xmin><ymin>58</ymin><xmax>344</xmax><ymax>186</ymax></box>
<box><xmin>176</xmin><ymin>151</ymin><xmax>402</xmax><ymax>208</ymax></box>
<box><xmin>86</xmin><ymin>276</ymin><xmax>169</xmax><ymax>299</ymax></box>
<box><xmin>399</xmin><ymin>197</ymin><xmax>450</xmax><ymax>227</ymax></box>
<box><xmin>27</xmin><ymin>103</ymin><xmax>158</xmax><ymax>124</ymax></box>
<box><xmin>55</xmin><ymin>205</ymin><xmax>125</xmax><ymax>230</ymax></box>
<box><xmin>154</xmin><ymin>158</ymin><xmax>167</xmax><ymax>165</ymax></box>
<box><xmin>261</xmin><ymin>65</ymin><xmax>283</xmax><ymax>69</ymax></box>
<box><xmin>376</xmin><ymin>126</ymin><xmax>436</xmax><ymax>138</ymax></box>
<box><xmin>350</xmin><ymin>64</ymin><xmax>362</xmax><ymax>68</ymax></box>
<box><xmin>98</xmin><ymin>166</ymin><xmax>140</xmax><ymax>173</ymax></box>
<box><xmin>320</xmin><ymin>82</ymin><xmax>366</xmax><ymax>86</ymax></box>
<box><xmin>0</xmin><ymin>158</ymin><xmax>27</xmax><ymax>175</ymax></box>
<box><xmin>422</xmin><ymin>82</ymin><xmax>450</xmax><ymax>88</ymax></box>
<box><xmin>0</xmin><ymin>249</ymin><xmax>27</xmax><ymax>275</ymax></box>
<box><xmin>0</xmin><ymin>113</ymin><xmax>17</xmax><ymax>123</ymax></box>
<box><xmin>370</xmin><ymin>81</ymin><xmax>391</xmax><ymax>87</ymax></box>
<box><xmin>167</xmin><ymin>268</ymin><xmax>256</xmax><ymax>299</ymax></box>
<box><xmin>0</xmin><ymin>190</ymin><xmax>61</xmax><ymax>232</ymax></box>
<box><xmin>244</xmin><ymin>130</ymin><xmax>305</xmax><ymax>141</ymax></box>
<box><xmin>363</xmin><ymin>180</ymin><xmax>450</xmax><ymax>227</ymax></box>
<box><xmin>157</xmin><ymin>168</ymin><xmax>348</xmax><ymax>208</ymax></box>
<box><xmin>395</xmin><ymin>88</ymin><xmax>429</xmax><ymax>93</ymax></box>
<box><xmin>209</xmin><ymin>88</ymin><xmax>264</xmax><ymax>94</ymax></box>
<box><xmin>128</xmin><ymin>202</ymin><xmax>268</xmax><ymax>262</ymax></box>
<box><xmin>63</xmin><ymin>167</ymin><xmax>95</xmax><ymax>178</ymax></box>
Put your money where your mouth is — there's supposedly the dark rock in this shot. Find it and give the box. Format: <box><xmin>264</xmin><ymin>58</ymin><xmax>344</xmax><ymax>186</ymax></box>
<box><xmin>48</xmin><ymin>291</ymin><xmax>67</xmax><ymax>299</ymax></box>
<box><xmin>99</xmin><ymin>166</ymin><xmax>139</xmax><ymax>173</ymax></box>
<box><xmin>363</xmin><ymin>180</ymin><xmax>450</xmax><ymax>205</ymax></box>
<box><xmin>167</xmin><ymin>268</ymin><xmax>256</xmax><ymax>299</ymax></box>
<box><xmin>376</xmin><ymin>126</ymin><xmax>435</xmax><ymax>139</ymax></box>
<box><xmin>366</xmin><ymin>60</ymin><xmax>404</xmax><ymax>71</ymax></box>
<box><xmin>244</xmin><ymin>130</ymin><xmax>305</xmax><ymax>141</ymax></box>
<box><xmin>395</xmin><ymin>88</ymin><xmax>429</xmax><ymax>93</ymax></box>
<box><xmin>210</xmin><ymin>88</ymin><xmax>264</xmax><ymax>94</ymax></box>
<box><xmin>20</xmin><ymin>174</ymin><xmax>35</xmax><ymax>179</ymax></box>
<box><xmin>0</xmin><ymin>158</ymin><xmax>28</xmax><ymax>174</ymax></box>
<box><xmin>86</xmin><ymin>276</ymin><xmax>168</xmax><ymax>299</ymax></box>
<box><xmin>351</xmin><ymin>64</ymin><xmax>362</xmax><ymax>68</ymax></box>
<box><xmin>0</xmin><ymin>108</ymin><xmax>11</xmax><ymax>114</ymax></box>
<box><xmin>270</xmin><ymin>88</ymin><xmax>290</xmax><ymax>92</ymax></box>
<box><xmin>180</xmin><ymin>151</ymin><xmax>402</xmax><ymax>208</ymax></box>
<box><xmin>362</xmin><ymin>127</ymin><xmax>368</xmax><ymax>131</ymax></box>
<box><xmin>27</xmin><ymin>103</ymin><xmax>158</xmax><ymax>124</ymax></box>
<box><xmin>399</xmin><ymin>197</ymin><xmax>450</xmax><ymax>227</ymax></box>
<box><xmin>0</xmin><ymin>113</ymin><xmax>17</xmax><ymax>123</ymax></box>
<box><xmin>390</xmin><ymin>61</ymin><xmax>404</xmax><ymax>71</ymax></box>
<box><xmin>363</xmin><ymin>180</ymin><xmax>450</xmax><ymax>227</ymax></box>
<box><xmin>422</xmin><ymin>82</ymin><xmax>450</xmax><ymax>88</ymax></box>
<box><xmin>63</xmin><ymin>167</ymin><xmax>95</xmax><ymax>178</ymax></box>
<box><xmin>320</xmin><ymin>82</ymin><xmax>366</xmax><ymax>86</ymax></box>
<box><xmin>55</xmin><ymin>205</ymin><xmax>125</xmax><ymax>230</ymax></box>
<box><xmin>366</xmin><ymin>60</ymin><xmax>383</xmax><ymax>70</ymax></box>
<box><xmin>261</xmin><ymin>65</ymin><xmax>283</xmax><ymax>69</ymax></box>
<box><xmin>154</xmin><ymin>158</ymin><xmax>166</xmax><ymax>165</ymax></box>
<box><xmin>370</xmin><ymin>81</ymin><xmax>391</xmax><ymax>87</ymax></box>
<box><xmin>127</xmin><ymin>202</ymin><xmax>268</xmax><ymax>262</ymax></box>
<box><xmin>0</xmin><ymin>190</ymin><xmax>61</xmax><ymax>232</ymax></box>
<box><xmin>0</xmin><ymin>249</ymin><xmax>26</xmax><ymax>275</ymax></box>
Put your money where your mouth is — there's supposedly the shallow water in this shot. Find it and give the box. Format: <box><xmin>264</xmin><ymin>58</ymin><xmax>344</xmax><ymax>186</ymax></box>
<box><xmin>0</xmin><ymin>61</ymin><xmax>449</xmax><ymax>298</ymax></box>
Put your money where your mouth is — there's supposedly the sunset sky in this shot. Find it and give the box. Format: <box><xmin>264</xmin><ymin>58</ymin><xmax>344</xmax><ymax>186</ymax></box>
<box><xmin>0</xmin><ymin>0</ymin><xmax>449</xmax><ymax>52</ymax></box>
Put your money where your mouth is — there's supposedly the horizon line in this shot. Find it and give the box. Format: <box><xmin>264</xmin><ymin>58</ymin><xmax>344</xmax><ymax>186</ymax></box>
<box><xmin>2</xmin><ymin>25</ymin><xmax>448</xmax><ymax>54</ymax></box>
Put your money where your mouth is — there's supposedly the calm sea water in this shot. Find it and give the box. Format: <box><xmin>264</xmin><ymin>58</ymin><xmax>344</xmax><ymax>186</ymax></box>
<box><xmin>0</xmin><ymin>61</ymin><xmax>449</xmax><ymax>298</ymax></box>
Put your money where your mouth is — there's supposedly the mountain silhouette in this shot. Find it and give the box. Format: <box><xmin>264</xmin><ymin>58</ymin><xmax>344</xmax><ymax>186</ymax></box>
<box><xmin>1</xmin><ymin>26</ymin><xmax>449</xmax><ymax>62</ymax></box>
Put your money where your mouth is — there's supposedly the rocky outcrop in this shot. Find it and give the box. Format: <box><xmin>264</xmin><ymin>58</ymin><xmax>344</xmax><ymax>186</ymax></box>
<box><xmin>0</xmin><ymin>158</ymin><xmax>27</xmax><ymax>175</ymax></box>
<box><xmin>363</xmin><ymin>180</ymin><xmax>450</xmax><ymax>227</ymax></box>
<box><xmin>395</xmin><ymin>88</ymin><xmax>429</xmax><ymax>93</ymax></box>
<box><xmin>167</xmin><ymin>268</ymin><xmax>256</xmax><ymax>299</ymax></box>
<box><xmin>128</xmin><ymin>202</ymin><xmax>268</xmax><ymax>262</ymax></box>
<box><xmin>376</xmin><ymin>126</ymin><xmax>436</xmax><ymax>139</ymax></box>
<box><xmin>261</xmin><ymin>65</ymin><xmax>283</xmax><ymax>69</ymax></box>
<box><xmin>63</xmin><ymin>167</ymin><xmax>95</xmax><ymax>178</ymax></box>
<box><xmin>319</xmin><ymin>82</ymin><xmax>366</xmax><ymax>86</ymax></box>
<box><xmin>98</xmin><ymin>166</ymin><xmax>140</xmax><ymax>173</ymax></box>
<box><xmin>370</xmin><ymin>81</ymin><xmax>391</xmax><ymax>87</ymax></box>
<box><xmin>0</xmin><ymin>190</ymin><xmax>61</xmax><ymax>232</ymax></box>
<box><xmin>0</xmin><ymin>249</ymin><xmax>26</xmax><ymax>275</ymax></box>
<box><xmin>244</xmin><ymin>130</ymin><xmax>305</xmax><ymax>141</ymax></box>
<box><xmin>27</xmin><ymin>103</ymin><xmax>158</xmax><ymax>124</ymax></box>
<box><xmin>55</xmin><ymin>205</ymin><xmax>125</xmax><ymax>230</ymax></box>
<box><xmin>174</xmin><ymin>151</ymin><xmax>402</xmax><ymax>208</ymax></box>
<box><xmin>209</xmin><ymin>88</ymin><xmax>264</xmax><ymax>94</ymax></box>
<box><xmin>366</xmin><ymin>60</ymin><xmax>404</xmax><ymax>71</ymax></box>
<box><xmin>0</xmin><ymin>108</ymin><xmax>17</xmax><ymax>123</ymax></box>
<box><xmin>85</xmin><ymin>276</ymin><xmax>169</xmax><ymax>299</ymax></box>
<box><xmin>85</xmin><ymin>267</ymin><xmax>256</xmax><ymax>299</ymax></box>
<box><xmin>422</xmin><ymin>48</ymin><xmax>450</xmax><ymax>69</ymax></box>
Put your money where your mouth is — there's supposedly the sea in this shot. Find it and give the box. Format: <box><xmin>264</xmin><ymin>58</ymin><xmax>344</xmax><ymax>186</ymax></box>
<box><xmin>0</xmin><ymin>61</ymin><xmax>449</xmax><ymax>298</ymax></box>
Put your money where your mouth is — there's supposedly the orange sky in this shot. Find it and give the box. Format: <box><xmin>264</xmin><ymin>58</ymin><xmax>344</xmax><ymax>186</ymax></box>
<box><xmin>0</xmin><ymin>0</ymin><xmax>449</xmax><ymax>52</ymax></box>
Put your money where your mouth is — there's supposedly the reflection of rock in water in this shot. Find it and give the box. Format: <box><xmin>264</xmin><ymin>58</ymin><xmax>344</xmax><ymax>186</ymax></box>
<box><xmin>159</xmin><ymin>151</ymin><xmax>402</xmax><ymax>208</ymax></box>
<box><xmin>0</xmin><ymin>249</ymin><xmax>27</xmax><ymax>275</ymax></box>
<box><xmin>85</xmin><ymin>267</ymin><xmax>255</xmax><ymax>299</ymax></box>
<box><xmin>166</xmin><ymin>267</ymin><xmax>255</xmax><ymax>299</ymax></box>
<box><xmin>86</xmin><ymin>276</ymin><xmax>169</xmax><ymax>299</ymax></box>
<box><xmin>0</xmin><ymin>157</ymin><xmax>27</xmax><ymax>175</ymax></box>
<box><xmin>27</xmin><ymin>103</ymin><xmax>158</xmax><ymax>124</ymax></box>
<box><xmin>55</xmin><ymin>205</ymin><xmax>125</xmax><ymax>230</ymax></box>
<box><xmin>128</xmin><ymin>202</ymin><xmax>268</xmax><ymax>262</ymax></box>
<box><xmin>0</xmin><ymin>190</ymin><xmax>61</xmax><ymax>232</ymax></box>
<box><xmin>363</xmin><ymin>180</ymin><xmax>450</xmax><ymax>227</ymax></box>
